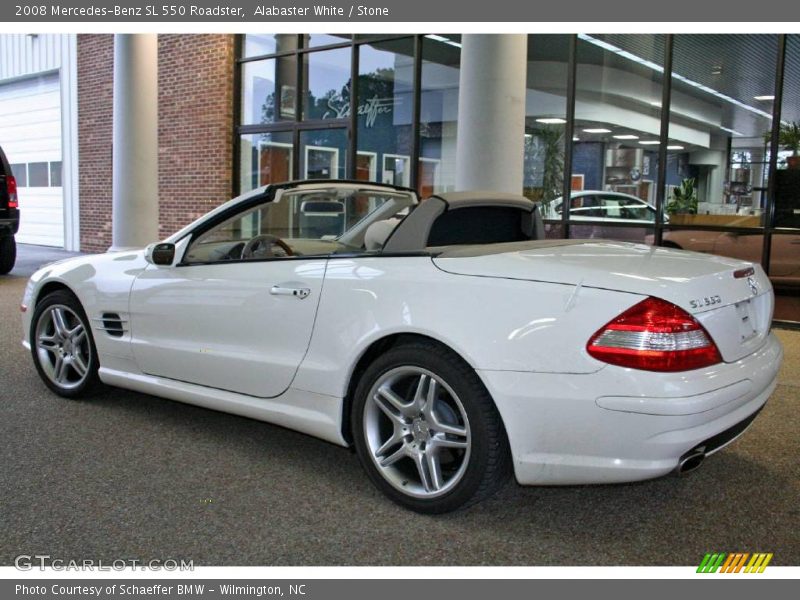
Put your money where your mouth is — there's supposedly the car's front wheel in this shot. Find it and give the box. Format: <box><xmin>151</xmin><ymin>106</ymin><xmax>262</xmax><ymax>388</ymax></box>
<box><xmin>30</xmin><ymin>290</ymin><xmax>100</xmax><ymax>398</ymax></box>
<box><xmin>352</xmin><ymin>340</ymin><xmax>511</xmax><ymax>513</ymax></box>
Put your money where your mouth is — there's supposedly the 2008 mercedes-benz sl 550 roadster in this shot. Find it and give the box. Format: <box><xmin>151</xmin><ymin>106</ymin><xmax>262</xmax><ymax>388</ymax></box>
<box><xmin>21</xmin><ymin>181</ymin><xmax>783</xmax><ymax>513</ymax></box>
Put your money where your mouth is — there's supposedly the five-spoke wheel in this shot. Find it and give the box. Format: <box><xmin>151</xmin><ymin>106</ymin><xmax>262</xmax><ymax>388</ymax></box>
<box><xmin>353</xmin><ymin>340</ymin><xmax>511</xmax><ymax>513</ymax></box>
<box><xmin>364</xmin><ymin>366</ymin><xmax>471</xmax><ymax>498</ymax></box>
<box><xmin>30</xmin><ymin>290</ymin><xmax>99</xmax><ymax>397</ymax></box>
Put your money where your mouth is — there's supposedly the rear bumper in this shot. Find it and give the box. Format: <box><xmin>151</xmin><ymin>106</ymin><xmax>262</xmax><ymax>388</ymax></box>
<box><xmin>478</xmin><ymin>332</ymin><xmax>782</xmax><ymax>485</ymax></box>
<box><xmin>0</xmin><ymin>211</ymin><xmax>20</xmax><ymax>234</ymax></box>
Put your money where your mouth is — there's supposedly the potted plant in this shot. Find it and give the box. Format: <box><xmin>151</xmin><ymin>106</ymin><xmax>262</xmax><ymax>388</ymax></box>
<box><xmin>665</xmin><ymin>178</ymin><xmax>698</xmax><ymax>222</ymax></box>
<box><xmin>780</xmin><ymin>122</ymin><xmax>800</xmax><ymax>169</ymax></box>
<box><xmin>765</xmin><ymin>121</ymin><xmax>800</xmax><ymax>169</ymax></box>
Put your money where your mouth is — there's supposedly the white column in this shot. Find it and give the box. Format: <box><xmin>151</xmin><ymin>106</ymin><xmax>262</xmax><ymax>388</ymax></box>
<box><xmin>60</xmin><ymin>34</ymin><xmax>80</xmax><ymax>251</ymax></box>
<box><xmin>110</xmin><ymin>34</ymin><xmax>158</xmax><ymax>251</ymax></box>
<box><xmin>455</xmin><ymin>34</ymin><xmax>528</xmax><ymax>194</ymax></box>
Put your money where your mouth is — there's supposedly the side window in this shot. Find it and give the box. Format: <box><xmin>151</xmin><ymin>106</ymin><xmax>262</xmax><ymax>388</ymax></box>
<box><xmin>598</xmin><ymin>196</ymin><xmax>624</xmax><ymax>218</ymax></box>
<box><xmin>570</xmin><ymin>195</ymin><xmax>599</xmax><ymax>218</ymax></box>
<box><xmin>183</xmin><ymin>200</ymin><xmax>293</xmax><ymax>264</ymax></box>
<box><xmin>600</xmin><ymin>195</ymin><xmax>655</xmax><ymax>221</ymax></box>
<box><xmin>182</xmin><ymin>189</ymin><xmax>405</xmax><ymax>264</ymax></box>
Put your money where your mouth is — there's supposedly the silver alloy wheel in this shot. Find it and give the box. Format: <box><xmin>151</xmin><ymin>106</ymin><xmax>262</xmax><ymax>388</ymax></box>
<box><xmin>34</xmin><ymin>304</ymin><xmax>91</xmax><ymax>391</ymax></box>
<box><xmin>363</xmin><ymin>366</ymin><xmax>471</xmax><ymax>499</ymax></box>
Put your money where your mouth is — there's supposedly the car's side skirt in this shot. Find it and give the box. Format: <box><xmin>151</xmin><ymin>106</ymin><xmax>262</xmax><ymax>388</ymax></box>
<box><xmin>98</xmin><ymin>367</ymin><xmax>348</xmax><ymax>447</ymax></box>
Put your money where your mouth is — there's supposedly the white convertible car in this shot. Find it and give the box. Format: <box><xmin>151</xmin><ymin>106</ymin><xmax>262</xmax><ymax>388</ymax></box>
<box><xmin>21</xmin><ymin>181</ymin><xmax>782</xmax><ymax>513</ymax></box>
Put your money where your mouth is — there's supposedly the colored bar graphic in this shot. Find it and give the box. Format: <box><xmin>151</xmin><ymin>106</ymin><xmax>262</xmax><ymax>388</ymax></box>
<box><xmin>697</xmin><ymin>553</ymin><xmax>727</xmax><ymax>573</ymax></box>
<box><xmin>734</xmin><ymin>553</ymin><xmax>749</xmax><ymax>573</ymax></box>
<box><xmin>699</xmin><ymin>552</ymin><xmax>772</xmax><ymax>573</ymax></box>
<box><xmin>720</xmin><ymin>554</ymin><xmax>736</xmax><ymax>572</ymax></box>
<box><xmin>758</xmin><ymin>554</ymin><xmax>773</xmax><ymax>573</ymax></box>
<box><xmin>697</xmin><ymin>554</ymin><xmax>712</xmax><ymax>573</ymax></box>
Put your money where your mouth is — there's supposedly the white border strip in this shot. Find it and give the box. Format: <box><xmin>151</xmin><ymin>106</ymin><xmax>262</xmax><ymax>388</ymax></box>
<box><xmin>1</xmin><ymin>566</ymin><xmax>799</xmax><ymax>579</ymax></box>
<box><xmin>1</xmin><ymin>22</ymin><xmax>800</xmax><ymax>34</ymax></box>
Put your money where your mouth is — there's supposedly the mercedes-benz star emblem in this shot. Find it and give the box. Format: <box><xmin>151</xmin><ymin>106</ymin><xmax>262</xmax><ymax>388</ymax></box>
<box><xmin>747</xmin><ymin>276</ymin><xmax>759</xmax><ymax>296</ymax></box>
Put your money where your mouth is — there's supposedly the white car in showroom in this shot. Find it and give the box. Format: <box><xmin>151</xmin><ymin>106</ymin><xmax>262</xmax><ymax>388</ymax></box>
<box><xmin>545</xmin><ymin>190</ymin><xmax>661</xmax><ymax>242</ymax></box>
<box><xmin>21</xmin><ymin>181</ymin><xmax>782</xmax><ymax>513</ymax></box>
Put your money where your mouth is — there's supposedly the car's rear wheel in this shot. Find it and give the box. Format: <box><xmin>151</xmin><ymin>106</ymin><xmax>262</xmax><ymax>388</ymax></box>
<box><xmin>30</xmin><ymin>290</ymin><xmax>100</xmax><ymax>398</ymax></box>
<box><xmin>0</xmin><ymin>234</ymin><xmax>15</xmax><ymax>274</ymax></box>
<box><xmin>352</xmin><ymin>340</ymin><xmax>511</xmax><ymax>513</ymax></box>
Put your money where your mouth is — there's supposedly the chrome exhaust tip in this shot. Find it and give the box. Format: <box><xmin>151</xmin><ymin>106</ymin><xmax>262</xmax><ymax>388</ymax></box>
<box><xmin>677</xmin><ymin>446</ymin><xmax>706</xmax><ymax>475</ymax></box>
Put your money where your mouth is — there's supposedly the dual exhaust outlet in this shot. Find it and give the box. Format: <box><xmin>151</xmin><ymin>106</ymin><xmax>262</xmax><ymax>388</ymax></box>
<box><xmin>676</xmin><ymin>445</ymin><xmax>706</xmax><ymax>475</ymax></box>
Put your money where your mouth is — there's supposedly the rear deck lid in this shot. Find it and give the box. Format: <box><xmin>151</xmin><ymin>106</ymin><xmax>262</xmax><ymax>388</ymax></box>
<box><xmin>433</xmin><ymin>240</ymin><xmax>773</xmax><ymax>362</ymax></box>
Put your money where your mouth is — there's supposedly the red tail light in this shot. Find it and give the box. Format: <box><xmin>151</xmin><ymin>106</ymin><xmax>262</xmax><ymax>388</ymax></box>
<box><xmin>587</xmin><ymin>297</ymin><xmax>722</xmax><ymax>372</ymax></box>
<box><xmin>6</xmin><ymin>175</ymin><xmax>18</xmax><ymax>208</ymax></box>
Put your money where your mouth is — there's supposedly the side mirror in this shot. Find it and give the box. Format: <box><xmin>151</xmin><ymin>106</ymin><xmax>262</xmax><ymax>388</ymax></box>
<box><xmin>145</xmin><ymin>242</ymin><xmax>176</xmax><ymax>266</ymax></box>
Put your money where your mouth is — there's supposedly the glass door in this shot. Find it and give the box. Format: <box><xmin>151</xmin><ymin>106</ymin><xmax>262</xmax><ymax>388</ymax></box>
<box><xmin>239</xmin><ymin>131</ymin><xmax>295</xmax><ymax>191</ymax></box>
<box><xmin>300</xmin><ymin>128</ymin><xmax>348</xmax><ymax>180</ymax></box>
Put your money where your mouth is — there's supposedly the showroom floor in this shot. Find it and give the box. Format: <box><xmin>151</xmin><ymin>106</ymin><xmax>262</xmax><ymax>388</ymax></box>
<box><xmin>1</xmin><ymin>245</ymin><xmax>798</xmax><ymax>566</ymax></box>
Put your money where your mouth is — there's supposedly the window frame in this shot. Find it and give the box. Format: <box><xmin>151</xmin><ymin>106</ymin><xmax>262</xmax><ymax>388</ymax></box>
<box><xmin>234</xmin><ymin>33</ymin><xmax>800</xmax><ymax>324</ymax></box>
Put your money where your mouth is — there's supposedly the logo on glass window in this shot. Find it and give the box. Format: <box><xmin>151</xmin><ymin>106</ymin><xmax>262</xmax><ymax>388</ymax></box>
<box><xmin>324</xmin><ymin>94</ymin><xmax>398</xmax><ymax>127</ymax></box>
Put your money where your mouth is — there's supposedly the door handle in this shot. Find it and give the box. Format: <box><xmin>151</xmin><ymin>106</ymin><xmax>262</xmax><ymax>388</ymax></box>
<box><xmin>270</xmin><ymin>285</ymin><xmax>311</xmax><ymax>299</ymax></box>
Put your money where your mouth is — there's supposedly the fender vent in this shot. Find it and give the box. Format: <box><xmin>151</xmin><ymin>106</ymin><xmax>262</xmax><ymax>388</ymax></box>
<box><xmin>95</xmin><ymin>313</ymin><xmax>128</xmax><ymax>338</ymax></box>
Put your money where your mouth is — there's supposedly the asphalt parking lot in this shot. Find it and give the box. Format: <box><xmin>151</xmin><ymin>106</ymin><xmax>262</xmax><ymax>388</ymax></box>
<box><xmin>1</xmin><ymin>245</ymin><xmax>799</xmax><ymax>565</ymax></box>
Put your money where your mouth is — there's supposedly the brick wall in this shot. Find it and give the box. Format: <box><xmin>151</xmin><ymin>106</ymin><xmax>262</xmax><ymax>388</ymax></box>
<box><xmin>76</xmin><ymin>34</ymin><xmax>235</xmax><ymax>252</ymax></box>
<box><xmin>77</xmin><ymin>34</ymin><xmax>114</xmax><ymax>253</ymax></box>
<box><xmin>157</xmin><ymin>35</ymin><xmax>235</xmax><ymax>240</ymax></box>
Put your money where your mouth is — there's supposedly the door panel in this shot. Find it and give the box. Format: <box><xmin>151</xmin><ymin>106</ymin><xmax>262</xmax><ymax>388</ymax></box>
<box><xmin>259</xmin><ymin>142</ymin><xmax>292</xmax><ymax>185</ymax></box>
<box><xmin>129</xmin><ymin>259</ymin><xmax>326</xmax><ymax>398</ymax></box>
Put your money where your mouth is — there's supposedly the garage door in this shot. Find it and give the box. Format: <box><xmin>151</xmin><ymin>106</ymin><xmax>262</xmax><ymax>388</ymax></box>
<box><xmin>0</xmin><ymin>73</ymin><xmax>63</xmax><ymax>247</ymax></box>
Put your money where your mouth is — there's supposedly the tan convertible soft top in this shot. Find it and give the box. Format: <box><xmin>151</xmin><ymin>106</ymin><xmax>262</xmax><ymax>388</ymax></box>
<box><xmin>382</xmin><ymin>191</ymin><xmax>544</xmax><ymax>253</ymax></box>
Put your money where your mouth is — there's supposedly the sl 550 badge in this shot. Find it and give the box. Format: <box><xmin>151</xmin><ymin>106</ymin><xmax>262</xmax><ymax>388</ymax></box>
<box><xmin>689</xmin><ymin>295</ymin><xmax>722</xmax><ymax>309</ymax></box>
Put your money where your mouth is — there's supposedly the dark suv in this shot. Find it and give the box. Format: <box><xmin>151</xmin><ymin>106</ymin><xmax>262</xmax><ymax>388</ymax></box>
<box><xmin>0</xmin><ymin>145</ymin><xmax>19</xmax><ymax>274</ymax></box>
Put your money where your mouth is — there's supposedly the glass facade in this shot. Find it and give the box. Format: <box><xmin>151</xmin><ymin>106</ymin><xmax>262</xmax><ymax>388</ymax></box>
<box><xmin>524</xmin><ymin>35</ymin><xmax>570</xmax><ymax>204</ymax></box>
<box><xmin>236</xmin><ymin>33</ymin><xmax>800</xmax><ymax>322</ymax></box>
<box><xmin>419</xmin><ymin>36</ymin><xmax>460</xmax><ymax>195</ymax></box>
<box><xmin>564</xmin><ymin>34</ymin><xmax>666</xmax><ymax>244</ymax></box>
<box><xmin>357</xmin><ymin>38</ymin><xmax>415</xmax><ymax>186</ymax></box>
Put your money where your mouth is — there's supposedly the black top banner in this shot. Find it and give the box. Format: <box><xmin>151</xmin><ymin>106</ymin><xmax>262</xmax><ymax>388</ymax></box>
<box><xmin>2</xmin><ymin>0</ymin><xmax>799</xmax><ymax>22</ymax></box>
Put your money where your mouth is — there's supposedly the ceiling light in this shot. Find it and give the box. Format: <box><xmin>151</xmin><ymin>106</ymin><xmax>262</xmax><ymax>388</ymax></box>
<box><xmin>536</xmin><ymin>118</ymin><xmax>567</xmax><ymax>124</ymax></box>
<box><xmin>578</xmin><ymin>35</ymin><xmax>784</xmax><ymax>125</ymax></box>
<box><xmin>613</xmin><ymin>134</ymin><xmax>639</xmax><ymax>140</ymax></box>
<box><xmin>649</xmin><ymin>101</ymin><xmax>662</xmax><ymax>107</ymax></box>
<box><xmin>720</xmin><ymin>126</ymin><xmax>744</xmax><ymax>136</ymax></box>
<box><xmin>573</xmin><ymin>137</ymin><xmax>580</xmax><ymax>141</ymax></box>
<box><xmin>424</xmin><ymin>34</ymin><xmax>462</xmax><ymax>48</ymax></box>
<box><xmin>754</xmin><ymin>95</ymin><xmax>775</xmax><ymax>101</ymax></box>
<box><xmin>667</xmin><ymin>145</ymin><xmax>685</xmax><ymax>150</ymax></box>
<box><xmin>583</xmin><ymin>128</ymin><xmax>612</xmax><ymax>133</ymax></box>
<box><xmin>639</xmin><ymin>140</ymin><xmax>660</xmax><ymax>145</ymax></box>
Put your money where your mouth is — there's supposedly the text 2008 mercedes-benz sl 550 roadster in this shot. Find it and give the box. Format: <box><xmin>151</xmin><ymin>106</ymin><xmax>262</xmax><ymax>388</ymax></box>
<box><xmin>21</xmin><ymin>181</ymin><xmax>782</xmax><ymax>513</ymax></box>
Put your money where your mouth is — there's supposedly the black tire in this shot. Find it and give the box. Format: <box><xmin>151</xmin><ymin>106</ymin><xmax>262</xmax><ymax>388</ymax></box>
<box><xmin>30</xmin><ymin>289</ymin><xmax>101</xmax><ymax>399</ymax></box>
<box><xmin>351</xmin><ymin>340</ymin><xmax>511</xmax><ymax>513</ymax></box>
<box><xmin>0</xmin><ymin>234</ymin><xmax>15</xmax><ymax>275</ymax></box>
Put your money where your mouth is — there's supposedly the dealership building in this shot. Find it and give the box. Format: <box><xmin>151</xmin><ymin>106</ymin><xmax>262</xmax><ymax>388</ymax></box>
<box><xmin>1</xmin><ymin>32</ymin><xmax>799</xmax><ymax>320</ymax></box>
